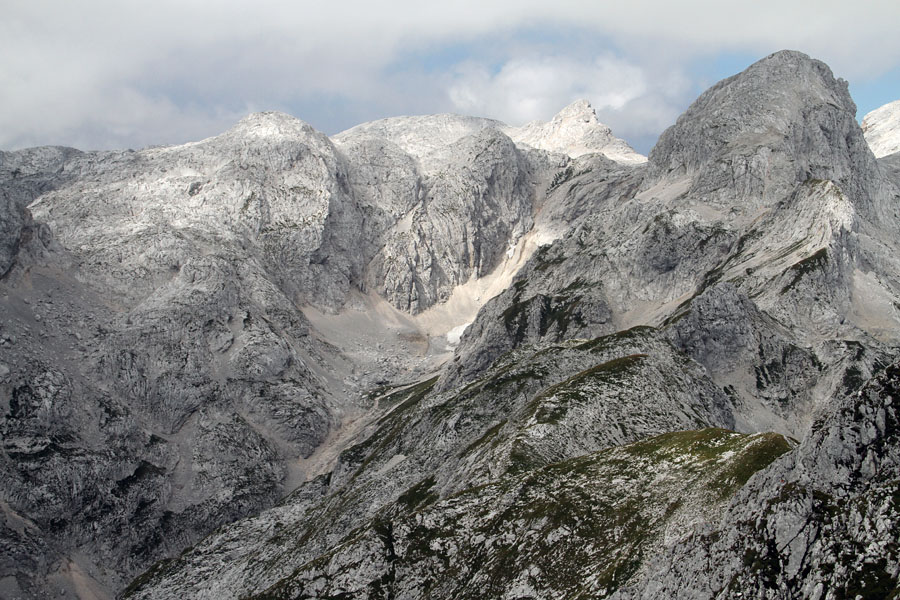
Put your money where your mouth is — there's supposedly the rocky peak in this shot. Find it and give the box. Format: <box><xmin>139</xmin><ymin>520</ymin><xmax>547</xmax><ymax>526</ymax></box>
<box><xmin>226</xmin><ymin>111</ymin><xmax>318</xmax><ymax>139</ymax></box>
<box><xmin>862</xmin><ymin>99</ymin><xmax>900</xmax><ymax>158</ymax></box>
<box><xmin>649</xmin><ymin>50</ymin><xmax>887</xmax><ymax>220</ymax></box>
<box><xmin>651</xmin><ymin>50</ymin><xmax>854</xmax><ymax>171</ymax></box>
<box><xmin>505</xmin><ymin>99</ymin><xmax>646</xmax><ymax>164</ymax></box>
<box><xmin>210</xmin><ymin>111</ymin><xmax>340</xmax><ymax>164</ymax></box>
<box><xmin>555</xmin><ymin>98</ymin><xmax>598</xmax><ymax>121</ymax></box>
<box><xmin>332</xmin><ymin>113</ymin><xmax>503</xmax><ymax>168</ymax></box>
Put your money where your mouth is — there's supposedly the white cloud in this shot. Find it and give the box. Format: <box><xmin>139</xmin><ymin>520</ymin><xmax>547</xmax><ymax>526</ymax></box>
<box><xmin>446</xmin><ymin>54</ymin><xmax>691</xmax><ymax>152</ymax></box>
<box><xmin>1</xmin><ymin>0</ymin><xmax>899</xmax><ymax>151</ymax></box>
<box><xmin>448</xmin><ymin>55</ymin><xmax>649</xmax><ymax>123</ymax></box>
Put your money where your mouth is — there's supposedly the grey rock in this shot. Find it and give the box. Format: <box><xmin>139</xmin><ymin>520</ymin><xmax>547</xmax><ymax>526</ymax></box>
<box><xmin>879</xmin><ymin>150</ymin><xmax>900</xmax><ymax>184</ymax></box>
<box><xmin>504</xmin><ymin>98</ymin><xmax>647</xmax><ymax>164</ymax></box>
<box><xmin>650</xmin><ymin>50</ymin><xmax>891</xmax><ymax>224</ymax></box>
<box><xmin>863</xmin><ymin>98</ymin><xmax>900</xmax><ymax>158</ymax></box>
<box><xmin>241</xmin><ymin>429</ymin><xmax>788</xmax><ymax>600</ymax></box>
<box><xmin>333</xmin><ymin>113</ymin><xmax>504</xmax><ymax>172</ymax></box>
<box><xmin>364</xmin><ymin>129</ymin><xmax>539</xmax><ymax>313</ymax></box>
<box><xmin>614</xmin><ymin>360</ymin><xmax>900</xmax><ymax>600</ymax></box>
<box><xmin>5</xmin><ymin>49</ymin><xmax>900</xmax><ymax>600</ymax></box>
<box><xmin>0</xmin><ymin>189</ymin><xmax>27</xmax><ymax>277</ymax></box>
<box><xmin>123</xmin><ymin>327</ymin><xmax>739</xmax><ymax>600</ymax></box>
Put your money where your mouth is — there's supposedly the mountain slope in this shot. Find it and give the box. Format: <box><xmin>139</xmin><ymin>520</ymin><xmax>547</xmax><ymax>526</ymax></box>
<box><xmin>614</xmin><ymin>359</ymin><xmax>900</xmax><ymax>599</ymax></box>
<box><xmin>245</xmin><ymin>429</ymin><xmax>790</xmax><ymax>600</ymax></box>
<box><xmin>120</xmin><ymin>50</ymin><xmax>900</xmax><ymax>600</ymax></box>
<box><xmin>4</xmin><ymin>51</ymin><xmax>900</xmax><ymax>600</ymax></box>
<box><xmin>1</xmin><ymin>97</ymin><xmax>641</xmax><ymax>598</ymax></box>
<box><xmin>504</xmin><ymin>98</ymin><xmax>647</xmax><ymax>164</ymax></box>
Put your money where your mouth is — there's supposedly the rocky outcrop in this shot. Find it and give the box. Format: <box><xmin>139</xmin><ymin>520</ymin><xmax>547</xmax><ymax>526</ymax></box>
<box><xmin>242</xmin><ymin>429</ymin><xmax>789</xmax><ymax>600</ymax></box>
<box><xmin>614</xmin><ymin>359</ymin><xmax>900</xmax><ymax>600</ymax></box>
<box><xmin>0</xmin><ymin>189</ymin><xmax>29</xmax><ymax>277</ymax></box>
<box><xmin>363</xmin><ymin>129</ymin><xmax>540</xmax><ymax>312</ymax></box>
<box><xmin>505</xmin><ymin>99</ymin><xmax>647</xmax><ymax>164</ymax></box>
<box><xmin>0</xmin><ymin>146</ymin><xmax>76</xmax><ymax>277</ymax></box>
<box><xmin>863</xmin><ymin>98</ymin><xmax>900</xmax><ymax>158</ymax></box>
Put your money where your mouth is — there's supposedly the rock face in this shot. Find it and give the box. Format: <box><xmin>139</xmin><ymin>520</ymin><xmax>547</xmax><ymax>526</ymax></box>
<box><xmin>614</xmin><ymin>360</ymin><xmax>900</xmax><ymax>600</ymax></box>
<box><xmin>4</xmin><ymin>50</ymin><xmax>900</xmax><ymax>600</ymax></box>
<box><xmin>0</xmin><ymin>98</ymin><xmax>641</xmax><ymax>598</ymax></box>
<box><xmin>0</xmin><ymin>134</ymin><xmax>345</xmax><ymax>598</ymax></box>
<box><xmin>340</xmin><ymin>128</ymin><xmax>542</xmax><ymax>313</ymax></box>
<box><xmin>0</xmin><ymin>188</ymin><xmax>29</xmax><ymax>276</ymax></box>
<box><xmin>863</xmin><ymin>99</ymin><xmax>900</xmax><ymax>158</ymax></box>
<box><xmin>244</xmin><ymin>429</ymin><xmax>791</xmax><ymax>600</ymax></box>
<box><xmin>333</xmin><ymin>113</ymin><xmax>504</xmax><ymax>171</ymax></box>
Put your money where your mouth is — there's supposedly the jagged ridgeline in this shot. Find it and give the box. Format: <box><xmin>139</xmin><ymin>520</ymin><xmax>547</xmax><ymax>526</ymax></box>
<box><xmin>1</xmin><ymin>50</ymin><xmax>900</xmax><ymax>600</ymax></box>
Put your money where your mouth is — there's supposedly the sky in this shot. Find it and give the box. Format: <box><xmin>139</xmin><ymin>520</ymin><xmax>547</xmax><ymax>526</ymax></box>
<box><xmin>3</xmin><ymin>1</ymin><xmax>900</xmax><ymax>155</ymax></box>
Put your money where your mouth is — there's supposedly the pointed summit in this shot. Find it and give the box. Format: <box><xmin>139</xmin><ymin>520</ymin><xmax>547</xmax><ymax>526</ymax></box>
<box><xmin>555</xmin><ymin>98</ymin><xmax>600</xmax><ymax>122</ymax></box>
<box><xmin>862</xmin><ymin>99</ymin><xmax>900</xmax><ymax>158</ymax></box>
<box><xmin>650</xmin><ymin>50</ymin><xmax>882</xmax><ymax>217</ymax></box>
<box><xmin>650</xmin><ymin>50</ymin><xmax>858</xmax><ymax>173</ymax></box>
<box><xmin>504</xmin><ymin>99</ymin><xmax>646</xmax><ymax>164</ymax></box>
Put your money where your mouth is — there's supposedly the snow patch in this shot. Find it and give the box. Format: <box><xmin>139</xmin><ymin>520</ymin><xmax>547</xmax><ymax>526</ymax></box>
<box><xmin>446</xmin><ymin>323</ymin><xmax>470</xmax><ymax>346</ymax></box>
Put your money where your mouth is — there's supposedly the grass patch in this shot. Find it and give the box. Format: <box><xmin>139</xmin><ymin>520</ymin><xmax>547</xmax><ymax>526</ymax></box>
<box><xmin>780</xmin><ymin>247</ymin><xmax>828</xmax><ymax>294</ymax></box>
<box><xmin>397</xmin><ymin>476</ymin><xmax>438</xmax><ymax>511</ymax></box>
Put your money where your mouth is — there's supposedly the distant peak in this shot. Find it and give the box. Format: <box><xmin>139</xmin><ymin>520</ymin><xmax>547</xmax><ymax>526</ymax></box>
<box><xmin>239</xmin><ymin>110</ymin><xmax>305</xmax><ymax>125</ymax></box>
<box><xmin>503</xmin><ymin>99</ymin><xmax>644</xmax><ymax>163</ymax></box>
<box><xmin>758</xmin><ymin>49</ymin><xmax>813</xmax><ymax>64</ymax></box>
<box><xmin>230</xmin><ymin>111</ymin><xmax>318</xmax><ymax>138</ymax></box>
<box><xmin>555</xmin><ymin>99</ymin><xmax>598</xmax><ymax>123</ymax></box>
<box><xmin>650</xmin><ymin>49</ymin><xmax>856</xmax><ymax>172</ymax></box>
<box><xmin>862</xmin><ymin>99</ymin><xmax>900</xmax><ymax>158</ymax></box>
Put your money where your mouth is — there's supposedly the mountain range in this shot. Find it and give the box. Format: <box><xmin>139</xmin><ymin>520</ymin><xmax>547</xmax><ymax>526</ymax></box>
<box><xmin>2</xmin><ymin>50</ymin><xmax>900</xmax><ymax>599</ymax></box>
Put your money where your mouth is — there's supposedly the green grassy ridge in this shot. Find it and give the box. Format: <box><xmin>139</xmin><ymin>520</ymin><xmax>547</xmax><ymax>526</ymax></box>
<box><xmin>140</xmin><ymin>329</ymin><xmax>727</xmax><ymax>599</ymax></box>
<box><xmin>248</xmin><ymin>428</ymin><xmax>792</xmax><ymax>600</ymax></box>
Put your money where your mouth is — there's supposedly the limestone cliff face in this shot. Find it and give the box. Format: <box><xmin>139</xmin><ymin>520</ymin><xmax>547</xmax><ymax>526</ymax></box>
<box><xmin>27</xmin><ymin>112</ymin><xmax>364</xmax><ymax>310</ymax></box>
<box><xmin>361</xmin><ymin>129</ymin><xmax>540</xmax><ymax>313</ymax></box>
<box><xmin>863</xmin><ymin>98</ymin><xmax>900</xmax><ymax>158</ymax></box>
<box><xmin>0</xmin><ymin>141</ymin><xmax>342</xmax><ymax>598</ymax></box>
<box><xmin>443</xmin><ymin>51</ymin><xmax>900</xmax><ymax>429</ymax></box>
<box><xmin>651</xmin><ymin>51</ymin><xmax>886</xmax><ymax>219</ymax></box>
<box><xmin>614</xmin><ymin>359</ymin><xmax>900</xmax><ymax>600</ymax></box>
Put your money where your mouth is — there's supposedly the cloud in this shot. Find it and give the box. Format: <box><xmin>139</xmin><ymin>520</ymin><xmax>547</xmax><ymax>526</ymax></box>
<box><xmin>448</xmin><ymin>55</ymin><xmax>647</xmax><ymax>122</ymax></box>
<box><xmin>1</xmin><ymin>1</ymin><xmax>899</xmax><ymax>151</ymax></box>
<box><xmin>446</xmin><ymin>54</ymin><xmax>691</xmax><ymax>153</ymax></box>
